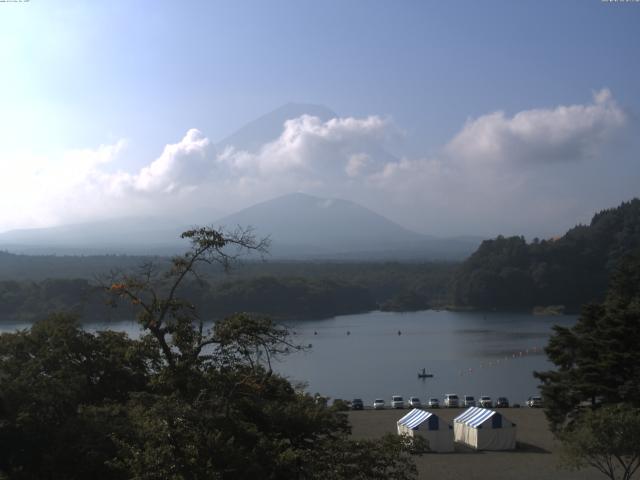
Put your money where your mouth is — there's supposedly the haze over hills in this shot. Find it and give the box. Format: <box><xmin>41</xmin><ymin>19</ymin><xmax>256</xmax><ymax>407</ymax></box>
<box><xmin>0</xmin><ymin>103</ymin><xmax>482</xmax><ymax>259</ymax></box>
<box><xmin>0</xmin><ymin>217</ymin><xmax>191</xmax><ymax>255</ymax></box>
<box><xmin>0</xmin><ymin>192</ymin><xmax>481</xmax><ymax>260</ymax></box>
<box><xmin>217</xmin><ymin>192</ymin><xmax>481</xmax><ymax>259</ymax></box>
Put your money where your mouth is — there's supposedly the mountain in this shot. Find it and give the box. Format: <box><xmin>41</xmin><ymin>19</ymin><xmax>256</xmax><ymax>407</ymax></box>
<box><xmin>451</xmin><ymin>198</ymin><xmax>640</xmax><ymax>311</ymax></box>
<box><xmin>216</xmin><ymin>102</ymin><xmax>398</xmax><ymax>168</ymax></box>
<box><xmin>216</xmin><ymin>192</ymin><xmax>480</xmax><ymax>260</ymax></box>
<box><xmin>217</xmin><ymin>103</ymin><xmax>337</xmax><ymax>153</ymax></box>
<box><xmin>0</xmin><ymin>193</ymin><xmax>481</xmax><ymax>259</ymax></box>
<box><xmin>0</xmin><ymin>102</ymin><xmax>480</xmax><ymax>259</ymax></box>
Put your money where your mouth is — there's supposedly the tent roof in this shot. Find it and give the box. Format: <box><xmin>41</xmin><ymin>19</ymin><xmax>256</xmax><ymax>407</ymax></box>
<box><xmin>454</xmin><ymin>406</ymin><xmax>497</xmax><ymax>428</ymax></box>
<box><xmin>397</xmin><ymin>409</ymin><xmax>433</xmax><ymax>429</ymax></box>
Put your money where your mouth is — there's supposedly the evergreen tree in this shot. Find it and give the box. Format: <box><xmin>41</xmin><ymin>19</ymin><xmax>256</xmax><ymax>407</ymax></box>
<box><xmin>535</xmin><ymin>251</ymin><xmax>640</xmax><ymax>431</ymax></box>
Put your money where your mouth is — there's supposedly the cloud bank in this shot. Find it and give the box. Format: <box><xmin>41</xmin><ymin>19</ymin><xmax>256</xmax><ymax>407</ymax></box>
<box><xmin>0</xmin><ymin>89</ymin><xmax>635</xmax><ymax>237</ymax></box>
<box><xmin>445</xmin><ymin>89</ymin><xmax>625</xmax><ymax>165</ymax></box>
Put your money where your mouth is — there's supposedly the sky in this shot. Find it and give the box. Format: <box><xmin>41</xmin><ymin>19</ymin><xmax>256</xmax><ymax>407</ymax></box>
<box><xmin>0</xmin><ymin>0</ymin><xmax>639</xmax><ymax>238</ymax></box>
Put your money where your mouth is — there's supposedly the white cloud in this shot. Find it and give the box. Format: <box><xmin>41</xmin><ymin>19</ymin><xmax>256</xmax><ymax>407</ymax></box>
<box><xmin>345</xmin><ymin>153</ymin><xmax>371</xmax><ymax>177</ymax></box>
<box><xmin>217</xmin><ymin>114</ymin><xmax>389</xmax><ymax>179</ymax></box>
<box><xmin>101</xmin><ymin>129</ymin><xmax>211</xmax><ymax>195</ymax></box>
<box><xmin>0</xmin><ymin>90</ymin><xmax>635</xmax><ymax>238</ymax></box>
<box><xmin>0</xmin><ymin>140</ymin><xmax>127</xmax><ymax>230</ymax></box>
<box><xmin>133</xmin><ymin>128</ymin><xmax>210</xmax><ymax>193</ymax></box>
<box><xmin>360</xmin><ymin>89</ymin><xmax>632</xmax><ymax>235</ymax></box>
<box><xmin>445</xmin><ymin>88</ymin><xmax>626</xmax><ymax>165</ymax></box>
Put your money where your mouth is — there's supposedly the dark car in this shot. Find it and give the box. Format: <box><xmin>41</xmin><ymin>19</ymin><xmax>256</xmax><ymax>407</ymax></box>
<box><xmin>351</xmin><ymin>398</ymin><xmax>364</xmax><ymax>410</ymax></box>
<box><xmin>496</xmin><ymin>397</ymin><xmax>509</xmax><ymax>408</ymax></box>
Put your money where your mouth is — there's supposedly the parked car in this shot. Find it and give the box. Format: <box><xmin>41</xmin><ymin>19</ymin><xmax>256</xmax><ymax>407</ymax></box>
<box><xmin>391</xmin><ymin>395</ymin><xmax>405</xmax><ymax>409</ymax></box>
<box><xmin>428</xmin><ymin>397</ymin><xmax>440</xmax><ymax>408</ymax></box>
<box><xmin>444</xmin><ymin>393</ymin><xmax>459</xmax><ymax>408</ymax></box>
<box><xmin>479</xmin><ymin>396</ymin><xmax>493</xmax><ymax>408</ymax></box>
<box><xmin>408</xmin><ymin>396</ymin><xmax>421</xmax><ymax>408</ymax></box>
<box><xmin>373</xmin><ymin>399</ymin><xmax>385</xmax><ymax>409</ymax></box>
<box><xmin>496</xmin><ymin>397</ymin><xmax>509</xmax><ymax>408</ymax></box>
<box><xmin>527</xmin><ymin>395</ymin><xmax>543</xmax><ymax>408</ymax></box>
<box><xmin>463</xmin><ymin>395</ymin><xmax>476</xmax><ymax>407</ymax></box>
<box><xmin>351</xmin><ymin>398</ymin><xmax>364</xmax><ymax>410</ymax></box>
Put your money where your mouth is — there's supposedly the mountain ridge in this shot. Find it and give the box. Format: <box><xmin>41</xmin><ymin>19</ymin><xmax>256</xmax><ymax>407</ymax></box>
<box><xmin>0</xmin><ymin>192</ymin><xmax>481</xmax><ymax>260</ymax></box>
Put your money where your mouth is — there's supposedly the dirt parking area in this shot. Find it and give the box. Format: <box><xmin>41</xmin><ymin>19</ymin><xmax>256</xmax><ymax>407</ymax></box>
<box><xmin>348</xmin><ymin>408</ymin><xmax>608</xmax><ymax>480</ymax></box>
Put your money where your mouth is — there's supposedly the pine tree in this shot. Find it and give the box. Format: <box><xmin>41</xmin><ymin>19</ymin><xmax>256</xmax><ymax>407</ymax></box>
<box><xmin>535</xmin><ymin>251</ymin><xmax>640</xmax><ymax>431</ymax></box>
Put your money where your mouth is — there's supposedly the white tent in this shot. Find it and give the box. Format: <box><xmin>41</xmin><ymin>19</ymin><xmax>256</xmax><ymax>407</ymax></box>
<box><xmin>453</xmin><ymin>406</ymin><xmax>516</xmax><ymax>450</ymax></box>
<box><xmin>397</xmin><ymin>409</ymin><xmax>454</xmax><ymax>453</ymax></box>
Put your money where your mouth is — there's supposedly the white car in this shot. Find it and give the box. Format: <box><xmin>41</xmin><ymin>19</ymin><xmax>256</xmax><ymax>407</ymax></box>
<box><xmin>463</xmin><ymin>395</ymin><xmax>476</xmax><ymax>407</ymax></box>
<box><xmin>373</xmin><ymin>399</ymin><xmax>385</xmax><ymax>409</ymax></box>
<box><xmin>479</xmin><ymin>396</ymin><xmax>493</xmax><ymax>408</ymax></box>
<box><xmin>428</xmin><ymin>397</ymin><xmax>440</xmax><ymax>408</ymax></box>
<box><xmin>444</xmin><ymin>393</ymin><xmax>459</xmax><ymax>408</ymax></box>
<box><xmin>391</xmin><ymin>395</ymin><xmax>405</xmax><ymax>409</ymax></box>
<box><xmin>408</xmin><ymin>396</ymin><xmax>421</xmax><ymax>408</ymax></box>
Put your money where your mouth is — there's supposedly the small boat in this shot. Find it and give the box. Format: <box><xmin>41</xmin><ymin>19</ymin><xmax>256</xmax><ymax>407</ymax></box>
<box><xmin>418</xmin><ymin>368</ymin><xmax>434</xmax><ymax>378</ymax></box>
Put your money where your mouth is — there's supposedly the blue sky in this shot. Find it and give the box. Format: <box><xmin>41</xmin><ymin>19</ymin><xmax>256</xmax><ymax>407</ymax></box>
<box><xmin>0</xmin><ymin>0</ymin><xmax>639</xmax><ymax>236</ymax></box>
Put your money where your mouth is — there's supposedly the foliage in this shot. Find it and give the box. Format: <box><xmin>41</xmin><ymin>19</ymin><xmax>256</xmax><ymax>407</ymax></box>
<box><xmin>0</xmin><ymin>313</ymin><xmax>155</xmax><ymax>479</ymax></box>
<box><xmin>0</xmin><ymin>261</ymin><xmax>455</xmax><ymax>323</ymax></box>
<box><xmin>300</xmin><ymin>434</ymin><xmax>419</xmax><ymax>479</ymax></box>
<box><xmin>534</xmin><ymin>251</ymin><xmax>640</xmax><ymax>431</ymax></box>
<box><xmin>560</xmin><ymin>405</ymin><xmax>640</xmax><ymax>480</ymax></box>
<box><xmin>452</xmin><ymin>198</ymin><xmax>640</xmax><ymax>310</ymax></box>
<box><xmin>0</xmin><ymin>227</ymin><xmax>419</xmax><ymax>479</ymax></box>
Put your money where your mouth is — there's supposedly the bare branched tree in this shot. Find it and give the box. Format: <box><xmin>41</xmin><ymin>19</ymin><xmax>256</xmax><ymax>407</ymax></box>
<box><xmin>105</xmin><ymin>226</ymin><xmax>275</xmax><ymax>368</ymax></box>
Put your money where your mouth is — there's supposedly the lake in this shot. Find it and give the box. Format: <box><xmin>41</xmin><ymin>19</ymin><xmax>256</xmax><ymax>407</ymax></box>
<box><xmin>0</xmin><ymin>310</ymin><xmax>575</xmax><ymax>406</ymax></box>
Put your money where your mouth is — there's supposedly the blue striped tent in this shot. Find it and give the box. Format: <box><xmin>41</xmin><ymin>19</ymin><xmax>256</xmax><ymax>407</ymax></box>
<box><xmin>397</xmin><ymin>409</ymin><xmax>454</xmax><ymax>452</ymax></box>
<box><xmin>453</xmin><ymin>407</ymin><xmax>516</xmax><ymax>450</ymax></box>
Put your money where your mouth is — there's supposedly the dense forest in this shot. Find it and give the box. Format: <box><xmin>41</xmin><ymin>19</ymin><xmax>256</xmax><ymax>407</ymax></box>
<box><xmin>0</xmin><ymin>260</ymin><xmax>454</xmax><ymax>322</ymax></box>
<box><xmin>452</xmin><ymin>199</ymin><xmax>640</xmax><ymax>311</ymax></box>
<box><xmin>3</xmin><ymin>198</ymin><xmax>640</xmax><ymax>321</ymax></box>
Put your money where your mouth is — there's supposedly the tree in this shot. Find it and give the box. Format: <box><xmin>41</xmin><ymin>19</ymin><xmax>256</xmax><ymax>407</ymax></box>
<box><xmin>534</xmin><ymin>252</ymin><xmax>640</xmax><ymax>431</ymax></box>
<box><xmin>0</xmin><ymin>313</ymin><xmax>156</xmax><ymax>479</ymax></box>
<box><xmin>103</xmin><ymin>226</ymin><xmax>419</xmax><ymax>479</ymax></box>
<box><xmin>1</xmin><ymin>226</ymin><xmax>420</xmax><ymax>479</ymax></box>
<box><xmin>105</xmin><ymin>226</ymin><xmax>271</xmax><ymax>371</ymax></box>
<box><xmin>560</xmin><ymin>405</ymin><xmax>640</xmax><ymax>480</ymax></box>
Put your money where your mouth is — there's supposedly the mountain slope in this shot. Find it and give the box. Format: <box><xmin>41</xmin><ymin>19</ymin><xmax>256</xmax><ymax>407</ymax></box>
<box><xmin>0</xmin><ymin>102</ymin><xmax>480</xmax><ymax>259</ymax></box>
<box><xmin>216</xmin><ymin>192</ymin><xmax>479</xmax><ymax>259</ymax></box>
<box><xmin>0</xmin><ymin>192</ymin><xmax>480</xmax><ymax>259</ymax></box>
<box><xmin>217</xmin><ymin>192</ymin><xmax>423</xmax><ymax>249</ymax></box>
<box><xmin>217</xmin><ymin>103</ymin><xmax>337</xmax><ymax>153</ymax></box>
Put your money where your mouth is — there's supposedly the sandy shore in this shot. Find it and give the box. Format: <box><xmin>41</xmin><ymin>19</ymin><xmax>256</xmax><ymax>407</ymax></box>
<box><xmin>348</xmin><ymin>408</ymin><xmax>608</xmax><ymax>480</ymax></box>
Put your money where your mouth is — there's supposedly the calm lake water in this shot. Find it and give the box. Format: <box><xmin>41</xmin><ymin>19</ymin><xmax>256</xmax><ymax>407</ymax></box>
<box><xmin>0</xmin><ymin>310</ymin><xmax>575</xmax><ymax>406</ymax></box>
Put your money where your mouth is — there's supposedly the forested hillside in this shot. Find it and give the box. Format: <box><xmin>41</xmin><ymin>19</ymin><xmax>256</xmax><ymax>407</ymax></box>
<box><xmin>452</xmin><ymin>199</ymin><xmax>640</xmax><ymax>311</ymax></box>
<box><xmin>0</xmin><ymin>262</ymin><xmax>454</xmax><ymax>322</ymax></box>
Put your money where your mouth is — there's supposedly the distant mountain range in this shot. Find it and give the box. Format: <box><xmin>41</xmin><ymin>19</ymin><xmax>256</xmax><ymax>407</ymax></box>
<box><xmin>0</xmin><ymin>192</ymin><xmax>481</xmax><ymax>260</ymax></box>
<box><xmin>0</xmin><ymin>103</ymin><xmax>482</xmax><ymax>260</ymax></box>
<box><xmin>0</xmin><ymin>217</ymin><xmax>190</xmax><ymax>256</ymax></box>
